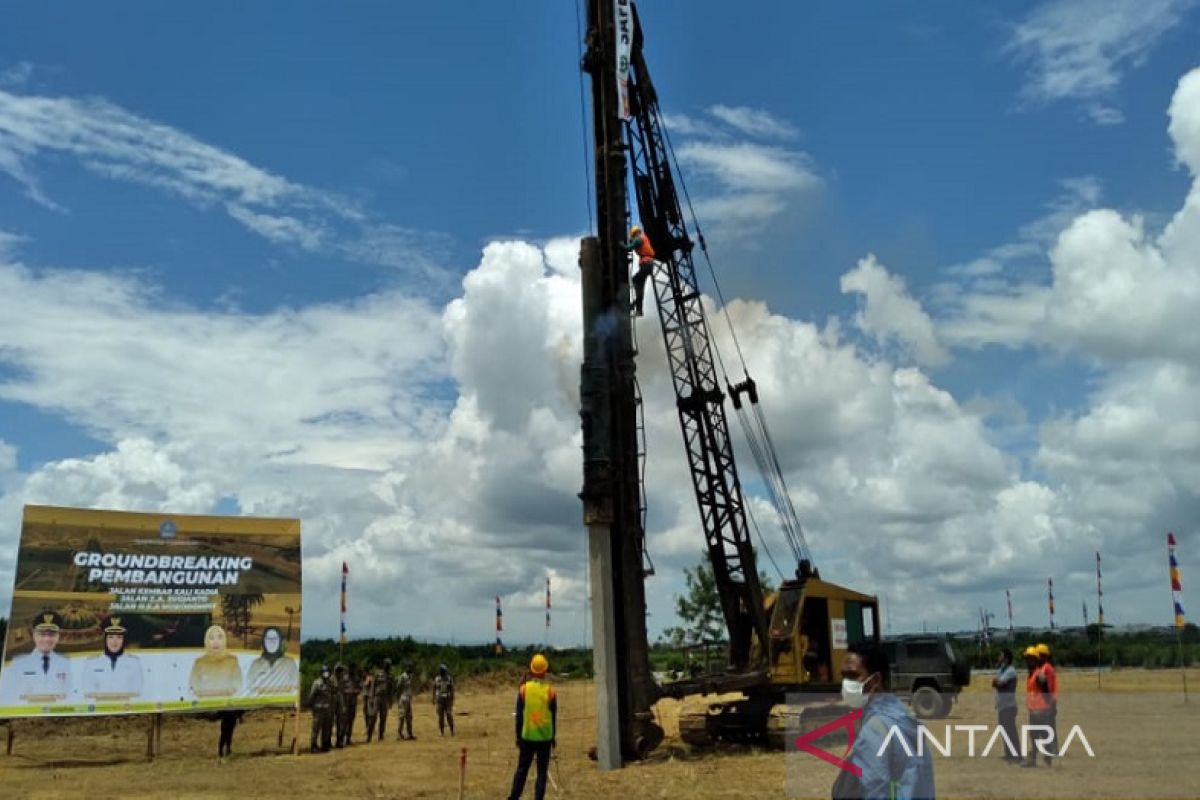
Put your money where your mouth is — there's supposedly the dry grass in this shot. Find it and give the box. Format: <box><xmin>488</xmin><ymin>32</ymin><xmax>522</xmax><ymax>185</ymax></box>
<box><xmin>1</xmin><ymin>668</ymin><xmax>1197</xmax><ymax>799</ymax></box>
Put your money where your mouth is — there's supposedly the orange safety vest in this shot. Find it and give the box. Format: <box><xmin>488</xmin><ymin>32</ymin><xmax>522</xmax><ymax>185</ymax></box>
<box><xmin>519</xmin><ymin>679</ymin><xmax>556</xmax><ymax>742</ymax></box>
<box><xmin>633</xmin><ymin>233</ymin><xmax>655</xmax><ymax>265</ymax></box>
<box><xmin>1026</xmin><ymin>665</ymin><xmax>1050</xmax><ymax>712</ymax></box>
<box><xmin>1042</xmin><ymin>662</ymin><xmax>1058</xmax><ymax>698</ymax></box>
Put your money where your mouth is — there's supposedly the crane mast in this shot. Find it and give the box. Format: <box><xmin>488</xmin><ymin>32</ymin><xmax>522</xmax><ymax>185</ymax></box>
<box><xmin>623</xmin><ymin>16</ymin><xmax>771</xmax><ymax>670</ymax></box>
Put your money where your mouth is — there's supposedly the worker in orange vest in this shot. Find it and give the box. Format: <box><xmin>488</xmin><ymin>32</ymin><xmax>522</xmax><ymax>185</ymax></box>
<box><xmin>624</xmin><ymin>224</ymin><xmax>656</xmax><ymax>317</ymax></box>
<box><xmin>1021</xmin><ymin>644</ymin><xmax>1057</xmax><ymax>767</ymax></box>
<box><xmin>1037</xmin><ymin>643</ymin><xmax>1058</xmax><ymax>763</ymax></box>
<box><xmin>507</xmin><ymin>653</ymin><xmax>558</xmax><ymax>800</ymax></box>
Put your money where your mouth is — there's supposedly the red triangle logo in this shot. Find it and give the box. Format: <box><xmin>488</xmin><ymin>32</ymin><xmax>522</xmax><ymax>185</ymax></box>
<box><xmin>793</xmin><ymin>708</ymin><xmax>862</xmax><ymax>777</ymax></box>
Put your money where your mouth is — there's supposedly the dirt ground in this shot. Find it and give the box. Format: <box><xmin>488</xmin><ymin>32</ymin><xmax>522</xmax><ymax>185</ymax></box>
<box><xmin>1</xmin><ymin>668</ymin><xmax>1197</xmax><ymax>799</ymax></box>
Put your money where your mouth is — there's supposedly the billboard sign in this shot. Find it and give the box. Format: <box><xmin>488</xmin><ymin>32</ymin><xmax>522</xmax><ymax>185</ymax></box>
<box><xmin>0</xmin><ymin>505</ymin><xmax>302</xmax><ymax>718</ymax></box>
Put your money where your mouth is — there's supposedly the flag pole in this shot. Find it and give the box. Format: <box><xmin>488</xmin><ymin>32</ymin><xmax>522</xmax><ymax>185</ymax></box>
<box><xmin>1048</xmin><ymin>577</ymin><xmax>1056</xmax><ymax>631</ymax></box>
<box><xmin>1176</xmin><ymin>624</ymin><xmax>1189</xmax><ymax>703</ymax></box>
<box><xmin>495</xmin><ymin>595</ymin><xmax>504</xmax><ymax>656</ymax></box>
<box><xmin>545</xmin><ymin>576</ymin><xmax>552</xmax><ymax>648</ymax></box>
<box><xmin>339</xmin><ymin>562</ymin><xmax>349</xmax><ymax>663</ymax></box>
<box><xmin>1168</xmin><ymin>533</ymin><xmax>1188</xmax><ymax>703</ymax></box>
<box><xmin>1006</xmin><ymin>589</ymin><xmax>1014</xmax><ymax>644</ymax></box>
<box><xmin>1096</xmin><ymin>551</ymin><xmax>1104</xmax><ymax>690</ymax></box>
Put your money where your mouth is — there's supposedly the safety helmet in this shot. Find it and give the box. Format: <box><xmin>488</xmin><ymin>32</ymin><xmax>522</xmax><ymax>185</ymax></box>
<box><xmin>1035</xmin><ymin>643</ymin><xmax>1051</xmax><ymax>657</ymax></box>
<box><xmin>630</xmin><ymin>225</ymin><xmax>641</xmax><ymax>235</ymax></box>
<box><xmin>530</xmin><ymin>653</ymin><xmax>549</xmax><ymax>676</ymax></box>
<box><xmin>1023</xmin><ymin>646</ymin><xmax>1039</xmax><ymax>658</ymax></box>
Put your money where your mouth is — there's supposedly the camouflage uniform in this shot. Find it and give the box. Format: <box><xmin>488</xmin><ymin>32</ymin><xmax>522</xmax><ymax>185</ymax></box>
<box><xmin>396</xmin><ymin>668</ymin><xmax>414</xmax><ymax>740</ymax></box>
<box><xmin>364</xmin><ymin>660</ymin><xmax>395</xmax><ymax>742</ymax></box>
<box><xmin>338</xmin><ymin>664</ymin><xmax>362</xmax><ymax>746</ymax></box>
<box><xmin>331</xmin><ymin>664</ymin><xmax>350</xmax><ymax>747</ymax></box>
<box><xmin>360</xmin><ymin>669</ymin><xmax>376</xmax><ymax>742</ymax></box>
<box><xmin>308</xmin><ymin>667</ymin><xmax>336</xmax><ymax>752</ymax></box>
<box><xmin>433</xmin><ymin>665</ymin><xmax>455</xmax><ymax>736</ymax></box>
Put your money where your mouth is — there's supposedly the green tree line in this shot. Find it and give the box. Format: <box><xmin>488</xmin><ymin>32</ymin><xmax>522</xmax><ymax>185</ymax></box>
<box><xmin>962</xmin><ymin>624</ymin><xmax>1199</xmax><ymax>669</ymax></box>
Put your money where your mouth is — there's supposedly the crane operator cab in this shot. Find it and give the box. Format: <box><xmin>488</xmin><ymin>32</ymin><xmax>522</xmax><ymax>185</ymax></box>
<box><xmin>767</xmin><ymin>577</ymin><xmax>880</xmax><ymax>691</ymax></box>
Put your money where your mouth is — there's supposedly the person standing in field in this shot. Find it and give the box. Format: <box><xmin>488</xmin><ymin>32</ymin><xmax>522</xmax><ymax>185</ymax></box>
<box><xmin>217</xmin><ymin>710</ymin><xmax>244</xmax><ymax>757</ymax></box>
<box><xmin>1022</xmin><ymin>643</ymin><xmax>1058</xmax><ymax>767</ymax></box>
<box><xmin>361</xmin><ymin>662</ymin><xmax>377</xmax><ymax>741</ymax></box>
<box><xmin>506</xmin><ymin>654</ymin><xmax>557</xmax><ymax>800</ymax></box>
<box><xmin>832</xmin><ymin>643</ymin><xmax>935</xmax><ymax>800</ymax></box>
<box><xmin>309</xmin><ymin>664</ymin><xmax>336</xmax><ymax>753</ymax></box>
<box><xmin>433</xmin><ymin>663</ymin><xmax>455</xmax><ymax>736</ymax></box>
<box><xmin>992</xmin><ymin>648</ymin><xmax>1020</xmax><ymax>763</ymax></box>
<box><xmin>396</xmin><ymin>664</ymin><xmax>415</xmax><ymax>740</ymax></box>
<box><xmin>337</xmin><ymin>663</ymin><xmax>361</xmax><ymax>746</ymax></box>
<box><xmin>375</xmin><ymin>658</ymin><xmax>396</xmax><ymax>739</ymax></box>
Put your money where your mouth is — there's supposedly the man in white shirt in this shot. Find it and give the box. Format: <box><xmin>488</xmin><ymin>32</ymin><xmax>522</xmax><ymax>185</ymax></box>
<box><xmin>82</xmin><ymin>616</ymin><xmax>143</xmax><ymax>699</ymax></box>
<box><xmin>3</xmin><ymin>611</ymin><xmax>72</xmax><ymax>704</ymax></box>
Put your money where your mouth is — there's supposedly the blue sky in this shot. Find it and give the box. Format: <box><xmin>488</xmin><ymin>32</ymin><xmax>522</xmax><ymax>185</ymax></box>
<box><xmin>1</xmin><ymin>1</ymin><xmax>1198</xmax><ymax>644</ymax></box>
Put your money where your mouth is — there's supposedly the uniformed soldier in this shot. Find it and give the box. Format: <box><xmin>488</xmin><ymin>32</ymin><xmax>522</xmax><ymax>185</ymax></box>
<box><xmin>360</xmin><ymin>664</ymin><xmax>376</xmax><ymax>742</ymax></box>
<box><xmin>308</xmin><ymin>664</ymin><xmax>336</xmax><ymax>753</ymax></box>
<box><xmin>433</xmin><ymin>663</ymin><xmax>455</xmax><ymax>736</ymax></box>
<box><xmin>377</xmin><ymin>658</ymin><xmax>395</xmax><ymax>739</ymax></box>
<box><xmin>338</xmin><ymin>663</ymin><xmax>362</xmax><ymax>746</ymax></box>
<box><xmin>396</xmin><ymin>664</ymin><xmax>415</xmax><ymax>740</ymax></box>
<box><xmin>364</xmin><ymin>658</ymin><xmax>395</xmax><ymax>742</ymax></box>
<box><xmin>3</xmin><ymin>611</ymin><xmax>71</xmax><ymax>704</ymax></box>
<box><xmin>332</xmin><ymin>663</ymin><xmax>348</xmax><ymax>748</ymax></box>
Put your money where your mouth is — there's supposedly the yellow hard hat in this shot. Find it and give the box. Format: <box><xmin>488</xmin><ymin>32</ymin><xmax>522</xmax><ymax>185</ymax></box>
<box><xmin>1023</xmin><ymin>646</ymin><xmax>1039</xmax><ymax>658</ymax></box>
<box><xmin>1035</xmin><ymin>643</ymin><xmax>1051</xmax><ymax>657</ymax></box>
<box><xmin>630</xmin><ymin>225</ymin><xmax>641</xmax><ymax>235</ymax></box>
<box><xmin>530</xmin><ymin>653</ymin><xmax>549</xmax><ymax>676</ymax></box>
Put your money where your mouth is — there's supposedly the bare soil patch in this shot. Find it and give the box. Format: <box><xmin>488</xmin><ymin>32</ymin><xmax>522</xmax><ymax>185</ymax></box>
<box><xmin>1</xmin><ymin>668</ymin><xmax>1196</xmax><ymax>799</ymax></box>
